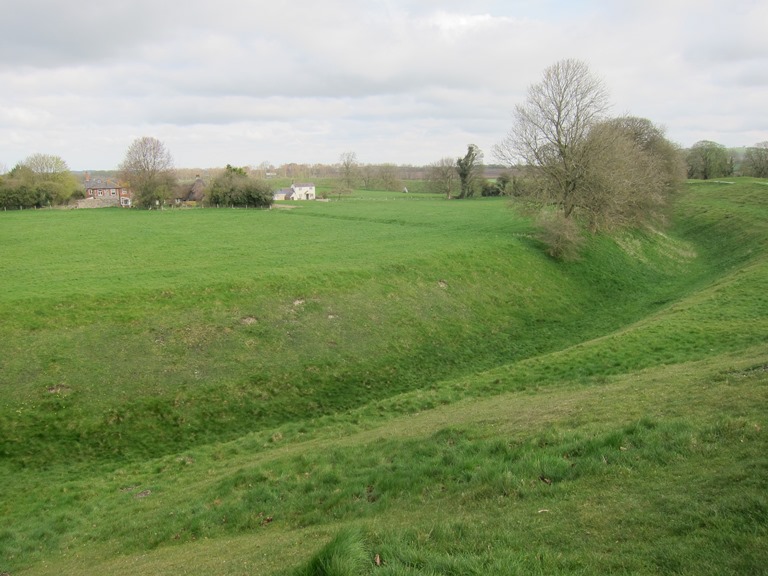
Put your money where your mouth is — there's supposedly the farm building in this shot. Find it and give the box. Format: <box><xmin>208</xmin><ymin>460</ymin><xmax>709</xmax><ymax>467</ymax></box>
<box><xmin>273</xmin><ymin>183</ymin><xmax>316</xmax><ymax>201</ymax></box>
<box><xmin>179</xmin><ymin>175</ymin><xmax>206</xmax><ymax>203</ymax></box>
<box><xmin>82</xmin><ymin>173</ymin><xmax>132</xmax><ymax>207</ymax></box>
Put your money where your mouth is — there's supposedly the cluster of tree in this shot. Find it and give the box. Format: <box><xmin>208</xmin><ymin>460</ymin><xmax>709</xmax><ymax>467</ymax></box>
<box><xmin>360</xmin><ymin>163</ymin><xmax>404</xmax><ymax>192</ymax></box>
<box><xmin>426</xmin><ymin>157</ymin><xmax>460</xmax><ymax>198</ymax></box>
<box><xmin>207</xmin><ymin>164</ymin><xmax>273</xmax><ymax>208</ymax></box>
<box><xmin>685</xmin><ymin>140</ymin><xmax>733</xmax><ymax>180</ymax></box>
<box><xmin>742</xmin><ymin>142</ymin><xmax>768</xmax><ymax>177</ymax></box>
<box><xmin>480</xmin><ymin>173</ymin><xmax>516</xmax><ymax>197</ymax></box>
<box><xmin>493</xmin><ymin>59</ymin><xmax>686</xmax><ymax>259</ymax></box>
<box><xmin>426</xmin><ymin>144</ymin><xmax>486</xmax><ymax>199</ymax></box>
<box><xmin>0</xmin><ymin>153</ymin><xmax>81</xmax><ymax>209</ymax></box>
<box><xmin>337</xmin><ymin>152</ymin><xmax>407</xmax><ymax>192</ymax></box>
<box><xmin>683</xmin><ymin>140</ymin><xmax>768</xmax><ymax>179</ymax></box>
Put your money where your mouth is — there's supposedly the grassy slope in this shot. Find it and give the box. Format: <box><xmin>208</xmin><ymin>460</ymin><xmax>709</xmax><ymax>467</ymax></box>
<box><xmin>1</xmin><ymin>181</ymin><xmax>766</xmax><ymax>575</ymax></box>
<box><xmin>0</xmin><ymin>197</ymin><xmax>699</xmax><ymax>465</ymax></box>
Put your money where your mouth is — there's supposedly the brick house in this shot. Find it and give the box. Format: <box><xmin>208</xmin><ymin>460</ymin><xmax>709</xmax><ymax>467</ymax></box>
<box><xmin>83</xmin><ymin>173</ymin><xmax>132</xmax><ymax>207</ymax></box>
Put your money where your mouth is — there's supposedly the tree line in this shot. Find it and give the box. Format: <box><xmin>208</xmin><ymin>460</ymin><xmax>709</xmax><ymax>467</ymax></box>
<box><xmin>2</xmin><ymin>68</ymin><xmax>765</xmax><ymax>216</ymax></box>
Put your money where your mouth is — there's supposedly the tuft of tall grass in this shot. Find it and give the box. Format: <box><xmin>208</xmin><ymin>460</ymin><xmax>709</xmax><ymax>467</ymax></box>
<box><xmin>292</xmin><ymin>528</ymin><xmax>371</xmax><ymax>576</ymax></box>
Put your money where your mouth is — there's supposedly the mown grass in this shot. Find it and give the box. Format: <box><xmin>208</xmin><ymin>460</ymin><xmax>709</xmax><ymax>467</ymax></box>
<box><xmin>1</xmin><ymin>179</ymin><xmax>766</xmax><ymax>575</ymax></box>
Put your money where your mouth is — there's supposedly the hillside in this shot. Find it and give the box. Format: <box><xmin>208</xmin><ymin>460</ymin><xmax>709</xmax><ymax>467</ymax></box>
<box><xmin>0</xmin><ymin>181</ymin><xmax>766</xmax><ymax>575</ymax></box>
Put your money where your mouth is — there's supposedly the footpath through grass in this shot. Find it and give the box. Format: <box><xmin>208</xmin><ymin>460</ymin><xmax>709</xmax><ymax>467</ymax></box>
<box><xmin>1</xmin><ymin>180</ymin><xmax>767</xmax><ymax>575</ymax></box>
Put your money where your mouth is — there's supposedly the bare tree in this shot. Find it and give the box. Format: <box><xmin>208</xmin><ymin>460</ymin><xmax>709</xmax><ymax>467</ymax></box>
<box><xmin>377</xmin><ymin>163</ymin><xmax>402</xmax><ymax>192</ymax></box>
<box><xmin>338</xmin><ymin>151</ymin><xmax>359</xmax><ymax>189</ymax></box>
<box><xmin>255</xmin><ymin>161</ymin><xmax>273</xmax><ymax>178</ymax></box>
<box><xmin>427</xmin><ymin>158</ymin><xmax>459</xmax><ymax>199</ymax></box>
<box><xmin>360</xmin><ymin>164</ymin><xmax>377</xmax><ymax>189</ymax></box>
<box><xmin>494</xmin><ymin>61</ymin><xmax>686</xmax><ymax>259</ymax></box>
<box><xmin>455</xmin><ymin>144</ymin><xmax>484</xmax><ymax>198</ymax></box>
<box><xmin>119</xmin><ymin>136</ymin><xmax>177</xmax><ymax>208</ymax></box>
<box><xmin>494</xmin><ymin>59</ymin><xmax>610</xmax><ymax>219</ymax></box>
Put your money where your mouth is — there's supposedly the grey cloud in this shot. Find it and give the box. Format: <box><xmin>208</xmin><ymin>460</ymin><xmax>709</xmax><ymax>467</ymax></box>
<box><xmin>0</xmin><ymin>0</ymin><xmax>173</xmax><ymax>68</ymax></box>
<box><xmin>1</xmin><ymin>0</ymin><xmax>766</xmax><ymax>170</ymax></box>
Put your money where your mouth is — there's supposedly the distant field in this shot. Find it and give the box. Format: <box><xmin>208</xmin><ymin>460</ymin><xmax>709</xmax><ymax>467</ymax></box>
<box><xmin>1</xmin><ymin>181</ymin><xmax>766</xmax><ymax>575</ymax></box>
<box><xmin>0</xmin><ymin>194</ymin><xmax>481</xmax><ymax>302</ymax></box>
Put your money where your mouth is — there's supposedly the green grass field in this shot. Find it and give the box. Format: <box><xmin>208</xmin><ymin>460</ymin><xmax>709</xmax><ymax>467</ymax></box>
<box><xmin>1</xmin><ymin>181</ymin><xmax>766</xmax><ymax>575</ymax></box>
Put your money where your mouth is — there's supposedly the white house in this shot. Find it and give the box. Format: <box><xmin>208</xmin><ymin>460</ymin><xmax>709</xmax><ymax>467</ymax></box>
<box><xmin>274</xmin><ymin>183</ymin><xmax>316</xmax><ymax>201</ymax></box>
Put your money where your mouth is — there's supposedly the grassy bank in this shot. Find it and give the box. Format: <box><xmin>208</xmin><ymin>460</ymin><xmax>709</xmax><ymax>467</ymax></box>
<box><xmin>1</xmin><ymin>179</ymin><xmax>766</xmax><ymax>574</ymax></box>
<box><xmin>0</xmin><ymin>197</ymin><xmax>705</xmax><ymax>466</ymax></box>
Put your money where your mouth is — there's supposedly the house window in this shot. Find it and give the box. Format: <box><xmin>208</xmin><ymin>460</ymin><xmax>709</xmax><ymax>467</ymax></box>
<box><xmin>98</xmin><ymin>190</ymin><xmax>103</xmax><ymax>196</ymax></box>
<box><xmin>111</xmin><ymin>190</ymin><xmax>117</xmax><ymax>196</ymax></box>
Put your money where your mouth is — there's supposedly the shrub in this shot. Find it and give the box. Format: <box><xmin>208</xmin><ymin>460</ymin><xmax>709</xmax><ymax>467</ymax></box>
<box><xmin>536</xmin><ymin>211</ymin><xmax>585</xmax><ymax>261</ymax></box>
<box><xmin>208</xmin><ymin>165</ymin><xmax>273</xmax><ymax>208</ymax></box>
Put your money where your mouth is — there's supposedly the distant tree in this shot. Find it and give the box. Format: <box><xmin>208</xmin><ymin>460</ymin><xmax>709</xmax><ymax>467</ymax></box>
<box><xmin>481</xmin><ymin>172</ymin><xmax>518</xmax><ymax>197</ymax></box>
<box><xmin>360</xmin><ymin>164</ymin><xmax>377</xmax><ymax>189</ymax></box>
<box><xmin>339</xmin><ymin>151</ymin><xmax>359</xmax><ymax>189</ymax></box>
<box><xmin>22</xmin><ymin>153</ymin><xmax>69</xmax><ymax>175</ymax></box>
<box><xmin>481</xmin><ymin>180</ymin><xmax>501</xmax><ymax>196</ymax></box>
<box><xmin>331</xmin><ymin>185</ymin><xmax>353</xmax><ymax>201</ymax></box>
<box><xmin>0</xmin><ymin>154</ymin><xmax>80</xmax><ymax>208</ymax></box>
<box><xmin>0</xmin><ymin>164</ymin><xmax>39</xmax><ymax>209</ymax></box>
<box><xmin>496</xmin><ymin>172</ymin><xmax>512</xmax><ymax>195</ymax></box>
<box><xmin>686</xmin><ymin>140</ymin><xmax>730</xmax><ymax>180</ymax></box>
<box><xmin>256</xmin><ymin>161</ymin><xmax>273</xmax><ymax>178</ymax></box>
<box><xmin>426</xmin><ymin>158</ymin><xmax>459</xmax><ymax>199</ymax></box>
<box><xmin>118</xmin><ymin>136</ymin><xmax>177</xmax><ymax>208</ymax></box>
<box><xmin>455</xmin><ymin>144</ymin><xmax>484</xmax><ymax>198</ymax></box>
<box><xmin>208</xmin><ymin>164</ymin><xmax>272</xmax><ymax>208</ymax></box>
<box><xmin>377</xmin><ymin>163</ymin><xmax>402</xmax><ymax>192</ymax></box>
<box><xmin>20</xmin><ymin>153</ymin><xmax>80</xmax><ymax>205</ymax></box>
<box><xmin>743</xmin><ymin>142</ymin><xmax>768</xmax><ymax>178</ymax></box>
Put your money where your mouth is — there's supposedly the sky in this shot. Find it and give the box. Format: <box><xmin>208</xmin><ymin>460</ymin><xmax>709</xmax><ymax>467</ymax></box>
<box><xmin>1</xmin><ymin>0</ymin><xmax>767</xmax><ymax>171</ymax></box>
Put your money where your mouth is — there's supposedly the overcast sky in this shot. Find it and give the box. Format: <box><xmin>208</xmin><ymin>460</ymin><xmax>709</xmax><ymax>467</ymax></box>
<box><xmin>1</xmin><ymin>0</ymin><xmax>766</xmax><ymax>171</ymax></box>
